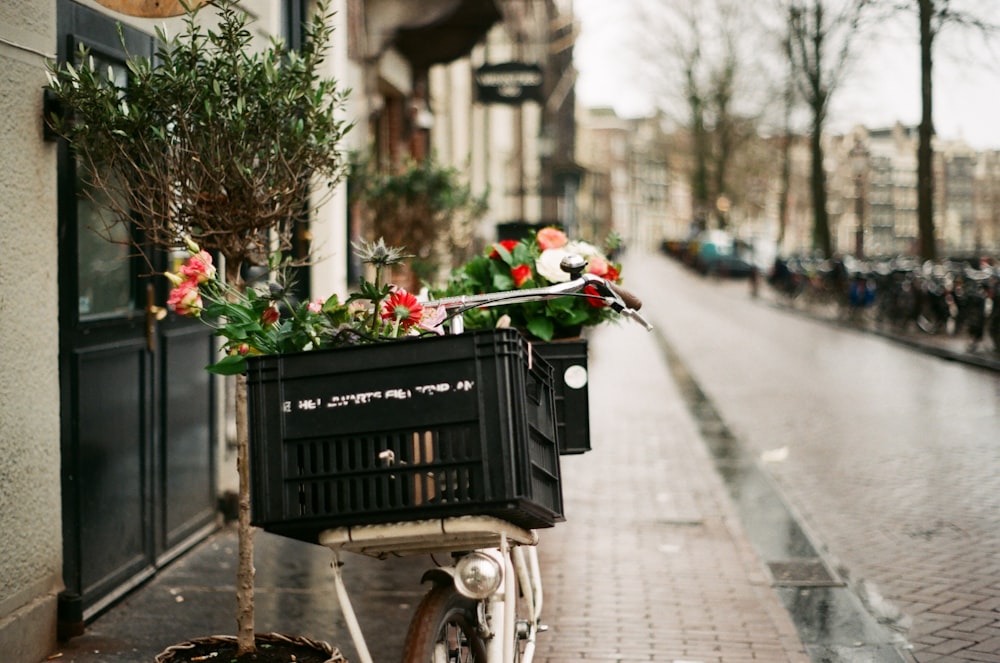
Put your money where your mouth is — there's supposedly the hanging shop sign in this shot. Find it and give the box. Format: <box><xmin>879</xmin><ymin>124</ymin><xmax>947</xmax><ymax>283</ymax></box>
<box><xmin>475</xmin><ymin>62</ymin><xmax>544</xmax><ymax>105</ymax></box>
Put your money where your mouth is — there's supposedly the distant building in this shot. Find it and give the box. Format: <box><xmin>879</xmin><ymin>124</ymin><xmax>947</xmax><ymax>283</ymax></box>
<box><xmin>576</xmin><ymin>107</ymin><xmax>631</xmax><ymax>246</ymax></box>
<box><xmin>828</xmin><ymin>124</ymin><xmax>1000</xmax><ymax>258</ymax></box>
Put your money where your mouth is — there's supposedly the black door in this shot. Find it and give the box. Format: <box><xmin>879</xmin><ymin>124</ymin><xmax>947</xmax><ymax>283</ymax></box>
<box><xmin>56</xmin><ymin>0</ymin><xmax>217</xmax><ymax>624</ymax></box>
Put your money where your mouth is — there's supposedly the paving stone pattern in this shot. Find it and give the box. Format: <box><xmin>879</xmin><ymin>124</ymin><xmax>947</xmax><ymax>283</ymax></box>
<box><xmin>535</xmin><ymin>320</ymin><xmax>808</xmax><ymax>663</ymax></box>
<box><xmin>634</xmin><ymin>253</ymin><xmax>1000</xmax><ymax>663</ymax></box>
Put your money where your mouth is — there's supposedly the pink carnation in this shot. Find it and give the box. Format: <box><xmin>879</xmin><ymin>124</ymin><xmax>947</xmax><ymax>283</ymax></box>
<box><xmin>536</xmin><ymin>227</ymin><xmax>568</xmax><ymax>250</ymax></box>
<box><xmin>179</xmin><ymin>251</ymin><xmax>216</xmax><ymax>284</ymax></box>
<box><xmin>587</xmin><ymin>255</ymin><xmax>610</xmax><ymax>277</ymax></box>
<box><xmin>167</xmin><ymin>280</ymin><xmax>203</xmax><ymax>317</ymax></box>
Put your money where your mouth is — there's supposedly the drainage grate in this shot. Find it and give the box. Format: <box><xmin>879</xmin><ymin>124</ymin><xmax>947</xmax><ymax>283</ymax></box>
<box><xmin>768</xmin><ymin>558</ymin><xmax>842</xmax><ymax>587</ymax></box>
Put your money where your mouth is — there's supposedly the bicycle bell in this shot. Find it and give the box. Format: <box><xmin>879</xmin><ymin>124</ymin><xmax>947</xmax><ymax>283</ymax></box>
<box><xmin>560</xmin><ymin>253</ymin><xmax>587</xmax><ymax>278</ymax></box>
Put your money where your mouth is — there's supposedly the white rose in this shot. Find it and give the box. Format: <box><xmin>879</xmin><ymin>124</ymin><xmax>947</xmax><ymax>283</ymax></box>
<box><xmin>535</xmin><ymin>248</ymin><xmax>572</xmax><ymax>282</ymax></box>
<box><xmin>565</xmin><ymin>240</ymin><xmax>600</xmax><ymax>258</ymax></box>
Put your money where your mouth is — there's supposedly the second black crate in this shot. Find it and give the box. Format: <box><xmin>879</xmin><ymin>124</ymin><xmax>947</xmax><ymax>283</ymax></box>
<box><xmin>533</xmin><ymin>339</ymin><xmax>591</xmax><ymax>455</ymax></box>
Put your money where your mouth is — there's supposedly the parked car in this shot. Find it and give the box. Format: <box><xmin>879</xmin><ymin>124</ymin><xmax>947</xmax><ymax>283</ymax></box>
<box><xmin>690</xmin><ymin>230</ymin><xmax>755</xmax><ymax>277</ymax></box>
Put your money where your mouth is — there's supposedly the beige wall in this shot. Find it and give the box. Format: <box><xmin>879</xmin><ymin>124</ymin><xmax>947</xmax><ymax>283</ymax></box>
<box><xmin>0</xmin><ymin>1</ymin><xmax>63</xmax><ymax>661</ymax></box>
<box><xmin>309</xmin><ymin>0</ymin><xmax>353</xmax><ymax>301</ymax></box>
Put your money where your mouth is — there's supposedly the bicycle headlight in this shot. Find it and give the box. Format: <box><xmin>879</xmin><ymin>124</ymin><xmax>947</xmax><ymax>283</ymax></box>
<box><xmin>454</xmin><ymin>552</ymin><xmax>502</xmax><ymax>599</ymax></box>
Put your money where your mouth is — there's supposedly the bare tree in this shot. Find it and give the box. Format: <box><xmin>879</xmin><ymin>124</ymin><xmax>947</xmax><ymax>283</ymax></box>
<box><xmin>887</xmin><ymin>0</ymin><xmax>997</xmax><ymax>260</ymax></box>
<box><xmin>774</xmin><ymin>11</ymin><xmax>799</xmax><ymax>253</ymax></box>
<box><xmin>783</xmin><ymin>0</ymin><xmax>873</xmax><ymax>259</ymax></box>
<box><xmin>632</xmin><ymin>0</ymin><xmax>767</xmax><ymax>232</ymax></box>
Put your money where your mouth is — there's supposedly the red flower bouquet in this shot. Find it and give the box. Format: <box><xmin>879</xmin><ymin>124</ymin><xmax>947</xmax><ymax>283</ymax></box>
<box><xmin>166</xmin><ymin>238</ymin><xmax>446</xmax><ymax>374</ymax></box>
<box><xmin>438</xmin><ymin>228</ymin><xmax>624</xmax><ymax>341</ymax></box>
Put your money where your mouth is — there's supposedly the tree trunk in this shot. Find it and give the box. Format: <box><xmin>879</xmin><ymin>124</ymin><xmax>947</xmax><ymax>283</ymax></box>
<box><xmin>690</xmin><ymin>97</ymin><xmax>711</xmax><ymax>230</ymax></box>
<box><xmin>777</xmin><ymin>18</ymin><xmax>795</xmax><ymax>254</ymax></box>
<box><xmin>235</xmin><ymin>372</ymin><xmax>255</xmax><ymax>655</ymax></box>
<box><xmin>811</xmin><ymin>119</ymin><xmax>832</xmax><ymax>258</ymax></box>
<box><xmin>777</xmin><ymin>133</ymin><xmax>792</xmax><ymax>252</ymax></box>
<box><xmin>917</xmin><ymin>0</ymin><xmax>937</xmax><ymax>260</ymax></box>
<box><xmin>226</xmin><ymin>260</ymin><xmax>256</xmax><ymax>656</ymax></box>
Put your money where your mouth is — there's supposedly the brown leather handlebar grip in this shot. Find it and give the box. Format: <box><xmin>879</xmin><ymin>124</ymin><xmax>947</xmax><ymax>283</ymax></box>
<box><xmin>609</xmin><ymin>282</ymin><xmax>642</xmax><ymax>310</ymax></box>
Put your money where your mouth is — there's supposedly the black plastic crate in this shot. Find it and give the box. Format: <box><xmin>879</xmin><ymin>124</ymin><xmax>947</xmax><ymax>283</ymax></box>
<box><xmin>246</xmin><ymin>329</ymin><xmax>563</xmax><ymax>543</ymax></box>
<box><xmin>533</xmin><ymin>340</ymin><xmax>591</xmax><ymax>454</ymax></box>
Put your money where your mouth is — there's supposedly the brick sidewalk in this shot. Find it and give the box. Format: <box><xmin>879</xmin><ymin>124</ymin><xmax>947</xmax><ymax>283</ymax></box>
<box><xmin>535</xmin><ymin>321</ymin><xmax>809</xmax><ymax>662</ymax></box>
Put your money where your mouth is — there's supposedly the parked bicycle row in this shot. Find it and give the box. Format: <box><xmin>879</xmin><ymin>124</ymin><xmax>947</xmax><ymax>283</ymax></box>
<box><xmin>767</xmin><ymin>254</ymin><xmax>1000</xmax><ymax>353</ymax></box>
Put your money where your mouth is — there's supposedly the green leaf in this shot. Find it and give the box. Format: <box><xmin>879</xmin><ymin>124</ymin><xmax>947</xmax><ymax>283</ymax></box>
<box><xmin>511</xmin><ymin>241</ymin><xmax>536</xmax><ymax>264</ymax></box>
<box><xmin>206</xmin><ymin>353</ymin><xmax>246</xmax><ymax>375</ymax></box>
<box><xmin>491</xmin><ymin>270</ymin><xmax>515</xmax><ymax>292</ymax></box>
<box><xmin>494</xmin><ymin>243</ymin><xmax>514</xmax><ymax>265</ymax></box>
<box><xmin>526</xmin><ymin>317</ymin><xmax>554</xmax><ymax>342</ymax></box>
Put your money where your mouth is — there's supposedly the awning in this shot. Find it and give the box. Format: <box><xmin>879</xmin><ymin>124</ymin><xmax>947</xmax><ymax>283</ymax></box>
<box><xmin>390</xmin><ymin>0</ymin><xmax>502</xmax><ymax>69</ymax></box>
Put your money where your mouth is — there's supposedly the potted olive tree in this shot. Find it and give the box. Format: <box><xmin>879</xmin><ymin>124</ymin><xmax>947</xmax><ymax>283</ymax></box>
<box><xmin>349</xmin><ymin>154</ymin><xmax>488</xmax><ymax>289</ymax></box>
<box><xmin>46</xmin><ymin>1</ymin><xmax>350</xmax><ymax>660</ymax></box>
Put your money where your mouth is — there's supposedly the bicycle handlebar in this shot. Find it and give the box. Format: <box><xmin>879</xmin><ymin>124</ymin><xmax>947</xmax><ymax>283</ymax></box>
<box><xmin>606</xmin><ymin>280</ymin><xmax>642</xmax><ymax>311</ymax></box>
<box><xmin>424</xmin><ymin>273</ymin><xmax>653</xmax><ymax>331</ymax></box>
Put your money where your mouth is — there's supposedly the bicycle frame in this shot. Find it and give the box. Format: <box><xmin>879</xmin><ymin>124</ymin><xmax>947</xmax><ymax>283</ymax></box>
<box><xmin>319</xmin><ymin>516</ymin><xmax>540</xmax><ymax>663</ymax></box>
<box><xmin>316</xmin><ymin>270</ymin><xmax>648</xmax><ymax>662</ymax></box>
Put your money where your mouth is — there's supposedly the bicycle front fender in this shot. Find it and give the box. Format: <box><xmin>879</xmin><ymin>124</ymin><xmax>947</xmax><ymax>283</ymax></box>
<box><xmin>420</xmin><ymin>566</ymin><xmax>455</xmax><ymax>587</ymax></box>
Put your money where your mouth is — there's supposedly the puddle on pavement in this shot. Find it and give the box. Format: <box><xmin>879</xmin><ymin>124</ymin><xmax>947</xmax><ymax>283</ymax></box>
<box><xmin>653</xmin><ymin>327</ymin><xmax>910</xmax><ymax>663</ymax></box>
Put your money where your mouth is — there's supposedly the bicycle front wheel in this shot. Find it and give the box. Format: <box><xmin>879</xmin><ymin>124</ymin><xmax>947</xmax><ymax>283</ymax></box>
<box><xmin>401</xmin><ymin>584</ymin><xmax>487</xmax><ymax>663</ymax></box>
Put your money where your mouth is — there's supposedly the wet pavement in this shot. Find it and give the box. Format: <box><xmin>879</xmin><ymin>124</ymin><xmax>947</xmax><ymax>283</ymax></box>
<box><xmin>657</xmin><ymin>327</ymin><xmax>910</xmax><ymax>662</ymax></box>
<box><xmin>633</xmin><ymin>254</ymin><xmax>1000</xmax><ymax>663</ymax></box>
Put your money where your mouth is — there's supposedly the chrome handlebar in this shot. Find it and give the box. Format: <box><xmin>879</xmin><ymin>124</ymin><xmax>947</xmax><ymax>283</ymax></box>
<box><xmin>423</xmin><ymin>272</ymin><xmax>652</xmax><ymax>332</ymax></box>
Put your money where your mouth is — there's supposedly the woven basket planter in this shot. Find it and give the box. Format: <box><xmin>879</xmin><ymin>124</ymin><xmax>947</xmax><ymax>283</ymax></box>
<box><xmin>153</xmin><ymin>632</ymin><xmax>346</xmax><ymax>663</ymax></box>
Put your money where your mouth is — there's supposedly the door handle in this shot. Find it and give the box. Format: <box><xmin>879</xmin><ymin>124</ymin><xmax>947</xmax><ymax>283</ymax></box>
<box><xmin>145</xmin><ymin>284</ymin><xmax>166</xmax><ymax>352</ymax></box>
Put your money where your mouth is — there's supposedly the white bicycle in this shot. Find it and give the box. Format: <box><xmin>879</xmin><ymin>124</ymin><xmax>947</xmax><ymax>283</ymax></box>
<box><xmin>315</xmin><ymin>255</ymin><xmax>649</xmax><ymax>663</ymax></box>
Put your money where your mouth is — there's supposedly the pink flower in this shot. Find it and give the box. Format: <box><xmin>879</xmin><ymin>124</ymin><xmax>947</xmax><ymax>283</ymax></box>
<box><xmin>167</xmin><ymin>280</ymin><xmax>203</xmax><ymax>317</ymax></box>
<box><xmin>307</xmin><ymin>299</ymin><xmax>323</xmax><ymax>313</ymax></box>
<box><xmin>586</xmin><ymin>255</ymin><xmax>610</xmax><ymax>277</ymax></box>
<box><xmin>381</xmin><ymin>289</ymin><xmax>424</xmax><ymax>328</ymax></box>
<box><xmin>536</xmin><ymin>227</ymin><xmax>568</xmax><ymax>250</ymax></box>
<box><xmin>511</xmin><ymin>264</ymin><xmax>532</xmax><ymax>287</ymax></box>
<box><xmin>418</xmin><ymin>306</ymin><xmax>447</xmax><ymax>335</ymax></box>
<box><xmin>179</xmin><ymin>251</ymin><xmax>216</xmax><ymax>284</ymax></box>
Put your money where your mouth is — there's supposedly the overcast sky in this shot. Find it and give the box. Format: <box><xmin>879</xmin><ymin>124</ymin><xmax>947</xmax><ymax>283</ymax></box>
<box><xmin>572</xmin><ymin>0</ymin><xmax>1000</xmax><ymax>150</ymax></box>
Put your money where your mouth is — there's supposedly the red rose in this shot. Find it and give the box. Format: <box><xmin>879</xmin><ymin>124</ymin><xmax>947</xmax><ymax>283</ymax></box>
<box><xmin>511</xmin><ymin>264</ymin><xmax>532</xmax><ymax>287</ymax></box>
<box><xmin>489</xmin><ymin>239</ymin><xmax>519</xmax><ymax>258</ymax></box>
<box><xmin>583</xmin><ymin>284</ymin><xmax>607</xmax><ymax>308</ymax></box>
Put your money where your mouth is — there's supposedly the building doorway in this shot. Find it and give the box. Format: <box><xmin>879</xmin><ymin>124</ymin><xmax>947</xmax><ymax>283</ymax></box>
<box><xmin>56</xmin><ymin>0</ymin><xmax>217</xmax><ymax>626</ymax></box>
